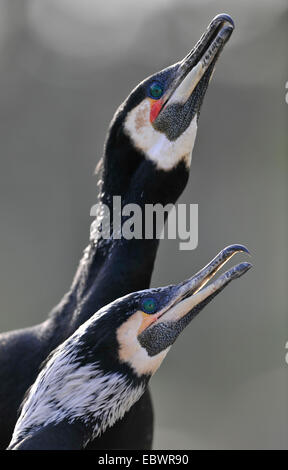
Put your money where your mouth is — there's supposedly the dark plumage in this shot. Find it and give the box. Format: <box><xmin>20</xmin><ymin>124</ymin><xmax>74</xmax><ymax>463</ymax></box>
<box><xmin>1</xmin><ymin>14</ymin><xmax>234</xmax><ymax>449</ymax></box>
<box><xmin>8</xmin><ymin>246</ymin><xmax>251</xmax><ymax>450</ymax></box>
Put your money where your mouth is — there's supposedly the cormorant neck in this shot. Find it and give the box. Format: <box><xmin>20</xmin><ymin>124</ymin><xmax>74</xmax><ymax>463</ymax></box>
<box><xmin>46</xmin><ymin>142</ymin><xmax>189</xmax><ymax>341</ymax></box>
<box><xmin>49</xmin><ymin>238</ymin><xmax>158</xmax><ymax>338</ymax></box>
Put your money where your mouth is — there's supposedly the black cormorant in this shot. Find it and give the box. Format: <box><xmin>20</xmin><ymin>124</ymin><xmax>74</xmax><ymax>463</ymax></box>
<box><xmin>8</xmin><ymin>245</ymin><xmax>251</xmax><ymax>450</ymax></box>
<box><xmin>0</xmin><ymin>14</ymin><xmax>234</xmax><ymax>449</ymax></box>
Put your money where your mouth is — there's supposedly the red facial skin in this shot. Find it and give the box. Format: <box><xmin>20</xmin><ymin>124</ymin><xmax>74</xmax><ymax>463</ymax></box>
<box><xmin>149</xmin><ymin>98</ymin><xmax>164</xmax><ymax>122</ymax></box>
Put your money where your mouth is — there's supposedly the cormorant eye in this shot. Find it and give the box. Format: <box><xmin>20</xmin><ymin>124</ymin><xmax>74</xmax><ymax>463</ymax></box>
<box><xmin>142</xmin><ymin>297</ymin><xmax>157</xmax><ymax>314</ymax></box>
<box><xmin>149</xmin><ymin>81</ymin><xmax>164</xmax><ymax>99</ymax></box>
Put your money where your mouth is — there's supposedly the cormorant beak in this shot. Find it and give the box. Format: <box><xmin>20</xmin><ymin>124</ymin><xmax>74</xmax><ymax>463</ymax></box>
<box><xmin>138</xmin><ymin>245</ymin><xmax>251</xmax><ymax>356</ymax></box>
<box><xmin>152</xmin><ymin>14</ymin><xmax>234</xmax><ymax>140</ymax></box>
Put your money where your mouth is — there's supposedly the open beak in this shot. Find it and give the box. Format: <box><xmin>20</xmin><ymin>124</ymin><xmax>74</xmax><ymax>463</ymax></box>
<box><xmin>138</xmin><ymin>244</ymin><xmax>252</xmax><ymax>356</ymax></box>
<box><xmin>153</xmin><ymin>14</ymin><xmax>234</xmax><ymax>140</ymax></box>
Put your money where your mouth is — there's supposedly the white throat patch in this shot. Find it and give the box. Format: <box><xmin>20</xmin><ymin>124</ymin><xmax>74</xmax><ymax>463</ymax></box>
<box><xmin>117</xmin><ymin>311</ymin><xmax>169</xmax><ymax>376</ymax></box>
<box><xmin>124</xmin><ymin>99</ymin><xmax>198</xmax><ymax>171</ymax></box>
<box><xmin>9</xmin><ymin>322</ymin><xmax>146</xmax><ymax>448</ymax></box>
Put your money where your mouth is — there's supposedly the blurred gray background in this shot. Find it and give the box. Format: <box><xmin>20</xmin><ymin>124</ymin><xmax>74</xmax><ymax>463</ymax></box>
<box><xmin>0</xmin><ymin>0</ymin><xmax>287</xmax><ymax>450</ymax></box>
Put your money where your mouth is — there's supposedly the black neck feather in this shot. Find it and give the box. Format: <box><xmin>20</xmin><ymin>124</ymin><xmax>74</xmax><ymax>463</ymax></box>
<box><xmin>47</xmin><ymin>135</ymin><xmax>189</xmax><ymax>344</ymax></box>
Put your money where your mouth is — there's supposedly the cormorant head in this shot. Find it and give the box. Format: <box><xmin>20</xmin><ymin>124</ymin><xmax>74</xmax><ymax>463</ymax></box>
<box><xmin>115</xmin><ymin>244</ymin><xmax>251</xmax><ymax>374</ymax></box>
<box><xmin>106</xmin><ymin>14</ymin><xmax>234</xmax><ymax>173</ymax></box>
<box><xmin>9</xmin><ymin>245</ymin><xmax>251</xmax><ymax>449</ymax></box>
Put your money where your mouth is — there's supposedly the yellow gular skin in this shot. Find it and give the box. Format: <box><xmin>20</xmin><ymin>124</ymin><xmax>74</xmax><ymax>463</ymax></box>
<box><xmin>138</xmin><ymin>311</ymin><xmax>159</xmax><ymax>334</ymax></box>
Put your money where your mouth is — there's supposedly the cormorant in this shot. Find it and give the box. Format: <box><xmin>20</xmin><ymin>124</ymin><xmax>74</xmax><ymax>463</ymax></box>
<box><xmin>0</xmin><ymin>14</ymin><xmax>235</xmax><ymax>449</ymax></box>
<box><xmin>8</xmin><ymin>245</ymin><xmax>251</xmax><ymax>450</ymax></box>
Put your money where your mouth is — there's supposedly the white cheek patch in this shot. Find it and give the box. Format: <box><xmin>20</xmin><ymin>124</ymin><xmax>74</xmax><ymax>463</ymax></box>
<box><xmin>124</xmin><ymin>99</ymin><xmax>198</xmax><ymax>171</ymax></box>
<box><xmin>117</xmin><ymin>312</ymin><xmax>169</xmax><ymax>377</ymax></box>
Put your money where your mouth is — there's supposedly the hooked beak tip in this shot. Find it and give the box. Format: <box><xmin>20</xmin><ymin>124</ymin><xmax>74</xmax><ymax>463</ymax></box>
<box><xmin>213</xmin><ymin>13</ymin><xmax>235</xmax><ymax>29</ymax></box>
<box><xmin>225</xmin><ymin>261</ymin><xmax>253</xmax><ymax>280</ymax></box>
<box><xmin>222</xmin><ymin>244</ymin><xmax>251</xmax><ymax>257</ymax></box>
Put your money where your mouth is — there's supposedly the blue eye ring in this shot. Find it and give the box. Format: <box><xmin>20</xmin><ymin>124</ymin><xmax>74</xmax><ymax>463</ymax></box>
<box><xmin>142</xmin><ymin>297</ymin><xmax>157</xmax><ymax>314</ymax></box>
<box><xmin>149</xmin><ymin>81</ymin><xmax>164</xmax><ymax>100</ymax></box>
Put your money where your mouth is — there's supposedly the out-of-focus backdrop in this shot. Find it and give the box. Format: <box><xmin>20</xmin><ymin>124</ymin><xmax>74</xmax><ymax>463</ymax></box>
<box><xmin>0</xmin><ymin>0</ymin><xmax>287</xmax><ymax>450</ymax></box>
